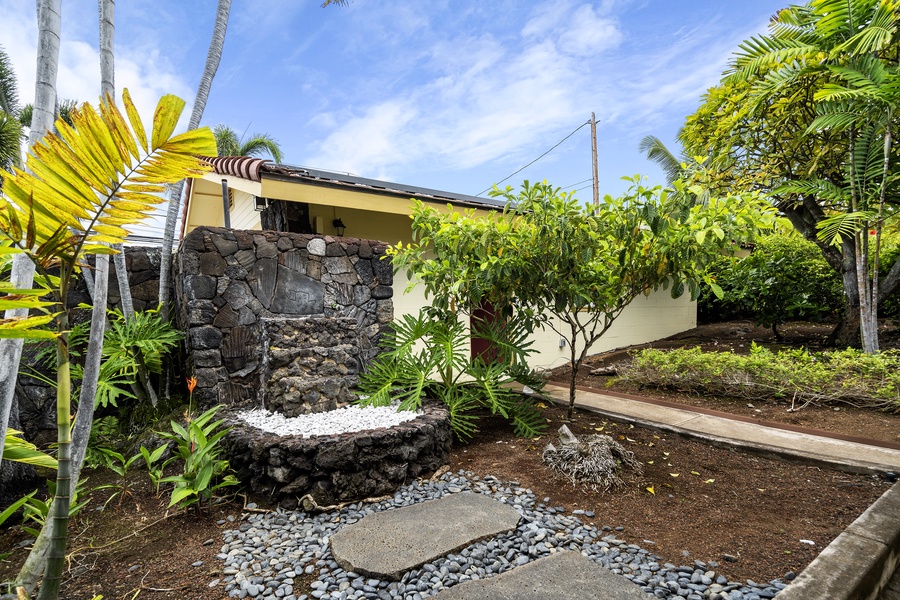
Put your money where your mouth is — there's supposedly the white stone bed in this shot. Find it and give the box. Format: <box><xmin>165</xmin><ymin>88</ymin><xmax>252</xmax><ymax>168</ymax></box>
<box><xmin>236</xmin><ymin>403</ymin><xmax>421</xmax><ymax>438</ymax></box>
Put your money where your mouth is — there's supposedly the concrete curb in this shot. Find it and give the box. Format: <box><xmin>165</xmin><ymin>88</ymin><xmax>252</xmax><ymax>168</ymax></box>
<box><xmin>776</xmin><ymin>482</ymin><xmax>900</xmax><ymax>600</ymax></box>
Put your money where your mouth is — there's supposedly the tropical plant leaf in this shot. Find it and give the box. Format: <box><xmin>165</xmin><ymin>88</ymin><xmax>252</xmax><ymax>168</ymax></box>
<box><xmin>3</xmin><ymin>429</ymin><xmax>57</xmax><ymax>469</ymax></box>
<box><xmin>816</xmin><ymin>210</ymin><xmax>878</xmax><ymax>245</ymax></box>
<box><xmin>0</xmin><ymin>90</ymin><xmax>215</xmax><ymax>258</ymax></box>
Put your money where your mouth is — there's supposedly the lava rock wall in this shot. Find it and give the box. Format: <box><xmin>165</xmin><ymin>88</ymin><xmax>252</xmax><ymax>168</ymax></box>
<box><xmin>223</xmin><ymin>402</ymin><xmax>452</xmax><ymax>507</ymax></box>
<box><xmin>174</xmin><ymin>227</ymin><xmax>393</xmax><ymax>409</ymax></box>
<box><xmin>262</xmin><ymin>317</ymin><xmax>361</xmax><ymax>416</ymax></box>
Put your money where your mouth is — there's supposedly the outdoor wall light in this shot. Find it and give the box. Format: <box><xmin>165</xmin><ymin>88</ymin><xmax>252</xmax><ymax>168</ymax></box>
<box><xmin>332</xmin><ymin>218</ymin><xmax>346</xmax><ymax>236</ymax></box>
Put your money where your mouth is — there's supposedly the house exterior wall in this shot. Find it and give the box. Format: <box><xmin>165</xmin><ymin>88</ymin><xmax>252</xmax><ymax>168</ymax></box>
<box><xmin>231</xmin><ymin>189</ymin><xmax>262</xmax><ymax>231</ymax></box>
<box><xmin>189</xmin><ymin>190</ymin><xmax>697</xmax><ymax>370</ymax></box>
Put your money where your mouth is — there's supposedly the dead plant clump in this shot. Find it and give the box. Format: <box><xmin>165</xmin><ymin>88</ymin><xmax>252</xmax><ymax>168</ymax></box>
<box><xmin>541</xmin><ymin>425</ymin><xmax>642</xmax><ymax>491</ymax></box>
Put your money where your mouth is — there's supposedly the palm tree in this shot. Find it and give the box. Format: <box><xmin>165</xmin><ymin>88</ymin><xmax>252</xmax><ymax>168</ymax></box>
<box><xmin>2</xmin><ymin>92</ymin><xmax>215</xmax><ymax>600</ymax></box>
<box><xmin>0</xmin><ymin>1</ymin><xmax>61</xmax><ymax>596</ymax></box>
<box><xmin>728</xmin><ymin>0</ymin><xmax>900</xmax><ymax>352</ymax></box>
<box><xmin>158</xmin><ymin>0</ymin><xmax>232</xmax><ymax>315</ymax></box>
<box><xmin>0</xmin><ymin>0</ymin><xmax>60</xmax><ymax>487</ymax></box>
<box><xmin>157</xmin><ymin>0</ymin><xmax>350</xmax><ymax>314</ymax></box>
<box><xmin>0</xmin><ymin>46</ymin><xmax>23</xmax><ymax>175</ymax></box>
<box><xmin>214</xmin><ymin>123</ymin><xmax>283</xmax><ymax>162</ymax></box>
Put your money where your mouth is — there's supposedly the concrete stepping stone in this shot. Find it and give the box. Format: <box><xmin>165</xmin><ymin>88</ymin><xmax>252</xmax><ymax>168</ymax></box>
<box><xmin>431</xmin><ymin>551</ymin><xmax>652</xmax><ymax>599</ymax></box>
<box><xmin>330</xmin><ymin>492</ymin><xmax>521</xmax><ymax>580</ymax></box>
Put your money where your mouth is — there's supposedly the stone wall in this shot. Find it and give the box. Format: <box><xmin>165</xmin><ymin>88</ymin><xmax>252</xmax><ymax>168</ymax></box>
<box><xmin>223</xmin><ymin>402</ymin><xmax>452</xmax><ymax>507</ymax></box>
<box><xmin>174</xmin><ymin>227</ymin><xmax>393</xmax><ymax>409</ymax></box>
<box><xmin>263</xmin><ymin>317</ymin><xmax>360</xmax><ymax>416</ymax></box>
<box><xmin>71</xmin><ymin>246</ymin><xmax>162</xmax><ymax>312</ymax></box>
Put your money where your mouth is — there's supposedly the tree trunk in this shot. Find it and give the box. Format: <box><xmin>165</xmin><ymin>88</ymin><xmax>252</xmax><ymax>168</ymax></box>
<box><xmin>566</xmin><ymin>322</ymin><xmax>578</xmax><ymax>420</ymax></box>
<box><xmin>0</xmin><ymin>0</ymin><xmax>60</xmax><ymax>477</ymax></box>
<box><xmin>825</xmin><ymin>241</ymin><xmax>862</xmax><ymax>348</ymax></box>
<box><xmin>70</xmin><ymin>251</ymin><xmax>109</xmax><ymax>495</ymax></box>
<box><xmin>36</xmin><ymin>309</ymin><xmax>71</xmax><ymax>600</ymax></box>
<box><xmin>158</xmin><ymin>0</ymin><xmax>232</xmax><ymax>316</ymax></box>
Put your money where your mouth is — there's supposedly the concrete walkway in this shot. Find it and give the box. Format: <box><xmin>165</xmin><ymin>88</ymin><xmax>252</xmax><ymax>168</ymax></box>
<box><xmin>541</xmin><ymin>382</ymin><xmax>900</xmax><ymax>474</ymax></box>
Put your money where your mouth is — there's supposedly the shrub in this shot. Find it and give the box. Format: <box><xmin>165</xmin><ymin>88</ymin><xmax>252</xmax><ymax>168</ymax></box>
<box><xmin>622</xmin><ymin>345</ymin><xmax>900</xmax><ymax>410</ymax></box>
<box><xmin>357</xmin><ymin>310</ymin><xmax>546</xmax><ymax>441</ymax></box>
<box><xmin>699</xmin><ymin>233</ymin><xmax>842</xmax><ymax>334</ymax></box>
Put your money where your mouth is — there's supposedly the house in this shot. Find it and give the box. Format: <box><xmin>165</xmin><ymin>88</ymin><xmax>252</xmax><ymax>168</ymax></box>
<box><xmin>183</xmin><ymin>156</ymin><xmax>696</xmax><ymax>370</ymax></box>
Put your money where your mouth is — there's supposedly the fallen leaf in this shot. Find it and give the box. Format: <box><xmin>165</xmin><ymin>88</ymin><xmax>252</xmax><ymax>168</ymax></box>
<box><xmin>691</xmin><ymin>471</ymin><xmax>700</xmax><ymax>476</ymax></box>
<box><xmin>625</xmin><ymin>437</ymin><xmax>636</xmax><ymax>443</ymax></box>
<box><xmin>646</xmin><ymin>486</ymin><xmax>655</xmax><ymax>495</ymax></box>
<box><xmin>594</xmin><ymin>427</ymin><xmax>605</xmax><ymax>432</ymax></box>
<box><xmin>647</xmin><ymin>442</ymin><xmax>655</xmax><ymax>447</ymax></box>
<box><xmin>536</xmin><ymin>402</ymin><xmax>548</xmax><ymax>409</ymax></box>
<box><xmin>670</xmin><ymin>473</ymin><xmax>679</xmax><ymax>478</ymax></box>
<box><xmin>704</xmin><ymin>479</ymin><xmax>715</xmax><ymax>484</ymax></box>
<box><xmin>647</xmin><ymin>460</ymin><xmax>654</xmax><ymax>465</ymax></box>
<box><xmin>663</xmin><ymin>451</ymin><xmax>670</xmax><ymax>457</ymax></box>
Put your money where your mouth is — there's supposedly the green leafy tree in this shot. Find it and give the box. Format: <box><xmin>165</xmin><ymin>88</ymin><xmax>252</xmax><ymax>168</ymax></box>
<box><xmin>392</xmin><ymin>178</ymin><xmax>776</xmax><ymax>418</ymax></box>
<box><xmin>699</xmin><ymin>233</ymin><xmax>843</xmax><ymax>337</ymax></box>
<box><xmin>214</xmin><ymin>124</ymin><xmax>284</xmax><ymax>162</ymax></box>
<box><xmin>681</xmin><ymin>0</ymin><xmax>900</xmax><ymax>350</ymax></box>
<box><xmin>0</xmin><ymin>46</ymin><xmax>23</xmax><ymax>176</ymax></box>
<box><xmin>0</xmin><ymin>91</ymin><xmax>215</xmax><ymax>600</ymax></box>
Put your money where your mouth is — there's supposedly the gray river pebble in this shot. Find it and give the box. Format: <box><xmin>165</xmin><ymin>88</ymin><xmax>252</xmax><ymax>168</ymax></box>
<box><xmin>216</xmin><ymin>471</ymin><xmax>789</xmax><ymax>599</ymax></box>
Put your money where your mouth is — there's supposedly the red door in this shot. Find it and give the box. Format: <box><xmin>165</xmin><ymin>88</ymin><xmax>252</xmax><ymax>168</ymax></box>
<box><xmin>470</xmin><ymin>300</ymin><xmax>501</xmax><ymax>362</ymax></box>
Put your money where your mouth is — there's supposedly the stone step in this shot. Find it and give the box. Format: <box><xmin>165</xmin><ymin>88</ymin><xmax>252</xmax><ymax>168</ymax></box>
<box><xmin>330</xmin><ymin>492</ymin><xmax>521</xmax><ymax>580</ymax></box>
<box><xmin>431</xmin><ymin>551</ymin><xmax>652</xmax><ymax>599</ymax></box>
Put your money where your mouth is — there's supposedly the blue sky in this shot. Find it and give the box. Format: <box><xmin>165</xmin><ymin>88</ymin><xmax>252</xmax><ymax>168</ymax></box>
<box><xmin>2</xmin><ymin>0</ymin><xmax>788</xmax><ymax>207</ymax></box>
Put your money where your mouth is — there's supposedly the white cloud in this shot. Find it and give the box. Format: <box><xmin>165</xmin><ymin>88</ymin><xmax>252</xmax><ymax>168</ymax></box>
<box><xmin>0</xmin><ymin>0</ymin><xmax>194</xmax><ymax>128</ymax></box>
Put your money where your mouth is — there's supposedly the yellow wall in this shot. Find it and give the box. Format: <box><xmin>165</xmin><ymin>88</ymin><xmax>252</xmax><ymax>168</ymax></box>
<box><xmin>528</xmin><ymin>292</ymin><xmax>697</xmax><ymax>371</ymax></box>
<box><xmin>187</xmin><ymin>182</ymin><xmax>697</xmax><ymax>369</ymax></box>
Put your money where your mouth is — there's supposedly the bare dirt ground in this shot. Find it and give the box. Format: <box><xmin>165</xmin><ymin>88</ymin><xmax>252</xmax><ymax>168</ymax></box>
<box><xmin>1</xmin><ymin>320</ymin><xmax>897</xmax><ymax>599</ymax></box>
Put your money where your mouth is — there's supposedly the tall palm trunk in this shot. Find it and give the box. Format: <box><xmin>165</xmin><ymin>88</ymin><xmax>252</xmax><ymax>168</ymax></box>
<box><xmin>0</xmin><ymin>0</ymin><xmax>60</xmax><ymax>478</ymax></box>
<box><xmin>158</xmin><ymin>0</ymin><xmax>231</xmax><ymax>315</ymax></box>
<box><xmin>36</xmin><ymin>285</ymin><xmax>71</xmax><ymax>600</ymax></box>
<box><xmin>99</xmin><ymin>0</ymin><xmax>135</xmax><ymax>320</ymax></box>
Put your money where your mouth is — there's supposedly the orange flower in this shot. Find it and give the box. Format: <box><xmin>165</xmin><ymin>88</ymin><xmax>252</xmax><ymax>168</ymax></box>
<box><xmin>186</xmin><ymin>376</ymin><xmax>197</xmax><ymax>393</ymax></box>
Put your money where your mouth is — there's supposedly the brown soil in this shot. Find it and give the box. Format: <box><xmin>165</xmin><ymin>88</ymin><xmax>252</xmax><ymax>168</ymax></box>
<box><xmin>0</xmin><ymin>320</ymin><xmax>897</xmax><ymax>599</ymax></box>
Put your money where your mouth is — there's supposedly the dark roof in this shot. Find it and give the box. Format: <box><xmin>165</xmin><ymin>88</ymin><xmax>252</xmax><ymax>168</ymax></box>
<box><xmin>204</xmin><ymin>156</ymin><xmax>507</xmax><ymax>211</ymax></box>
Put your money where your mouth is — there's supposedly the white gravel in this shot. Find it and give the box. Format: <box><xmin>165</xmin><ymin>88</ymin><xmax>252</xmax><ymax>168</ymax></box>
<box><xmin>236</xmin><ymin>404</ymin><xmax>421</xmax><ymax>438</ymax></box>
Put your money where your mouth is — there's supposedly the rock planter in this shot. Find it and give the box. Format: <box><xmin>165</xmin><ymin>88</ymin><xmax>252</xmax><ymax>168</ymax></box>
<box><xmin>223</xmin><ymin>402</ymin><xmax>452</xmax><ymax>508</ymax></box>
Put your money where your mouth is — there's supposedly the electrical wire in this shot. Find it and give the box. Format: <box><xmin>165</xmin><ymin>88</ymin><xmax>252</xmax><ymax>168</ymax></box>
<box><xmin>475</xmin><ymin>120</ymin><xmax>591</xmax><ymax>196</ymax></box>
<box><xmin>560</xmin><ymin>177</ymin><xmax>593</xmax><ymax>190</ymax></box>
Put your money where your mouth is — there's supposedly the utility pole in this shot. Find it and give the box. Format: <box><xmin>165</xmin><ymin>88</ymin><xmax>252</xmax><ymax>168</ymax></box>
<box><xmin>591</xmin><ymin>112</ymin><xmax>599</xmax><ymax>209</ymax></box>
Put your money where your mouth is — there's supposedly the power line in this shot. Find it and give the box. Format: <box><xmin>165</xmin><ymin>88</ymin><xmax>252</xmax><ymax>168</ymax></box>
<box><xmin>560</xmin><ymin>177</ymin><xmax>593</xmax><ymax>190</ymax></box>
<box><xmin>476</xmin><ymin>120</ymin><xmax>591</xmax><ymax>196</ymax></box>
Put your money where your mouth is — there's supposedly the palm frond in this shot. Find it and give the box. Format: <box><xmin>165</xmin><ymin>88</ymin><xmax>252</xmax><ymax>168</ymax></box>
<box><xmin>1</xmin><ymin>91</ymin><xmax>215</xmax><ymax>258</ymax></box>
<box><xmin>816</xmin><ymin>210</ymin><xmax>879</xmax><ymax>245</ymax></box>
<box><xmin>776</xmin><ymin>178</ymin><xmax>849</xmax><ymax>202</ymax></box>
<box><xmin>831</xmin><ymin>0</ymin><xmax>899</xmax><ymax>56</ymax></box>
<box><xmin>638</xmin><ymin>135</ymin><xmax>683</xmax><ymax>184</ymax></box>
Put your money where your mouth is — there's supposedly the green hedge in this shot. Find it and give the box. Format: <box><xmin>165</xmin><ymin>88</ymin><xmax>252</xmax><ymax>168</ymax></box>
<box><xmin>623</xmin><ymin>345</ymin><xmax>900</xmax><ymax>410</ymax></box>
<box><xmin>699</xmin><ymin>233</ymin><xmax>843</xmax><ymax>326</ymax></box>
